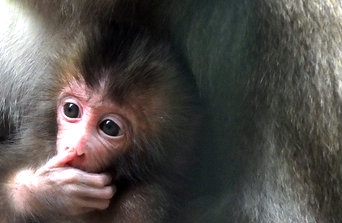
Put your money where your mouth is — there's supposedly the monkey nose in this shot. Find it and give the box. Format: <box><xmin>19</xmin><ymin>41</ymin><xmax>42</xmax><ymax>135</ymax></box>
<box><xmin>75</xmin><ymin>148</ymin><xmax>86</xmax><ymax>157</ymax></box>
<box><xmin>65</xmin><ymin>147</ymin><xmax>75</xmax><ymax>152</ymax></box>
<box><xmin>65</xmin><ymin>146</ymin><xmax>86</xmax><ymax>157</ymax></box>
<box><xmin>77</xmin><ymin>153</ymin><xmax>86</xmax><ymax>159</ymax></box>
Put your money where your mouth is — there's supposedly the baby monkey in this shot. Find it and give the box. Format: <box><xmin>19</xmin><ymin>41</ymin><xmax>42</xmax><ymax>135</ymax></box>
<box><xmin>1</xmin><ymin>21</ymin><xmax>200</xmax><ymax>222</ymax></box>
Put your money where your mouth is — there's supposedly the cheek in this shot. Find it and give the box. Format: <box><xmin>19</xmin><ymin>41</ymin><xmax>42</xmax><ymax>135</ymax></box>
<box><xmin>56</xmin><ymin>113</ymin><xmax>65</xmax><ymax>149</ymax></box>
<box><xmin>90</xmin><ymin>139</ymin><xmax>122</xmax><ymax>164</ymax></box>
<box><xmin>55</xmin><ymin>126</ymin><xmax>74</xmax><ymax>154</ymax></box>
<box><xmin>85</xmin><ymin>138</ymin><xmax>129</xmax><ymax>172</ymax></box>
<box><xmin>56</xmin><ymin>123</ymin><xmax>66</xmax><ymax>153</ymax></box>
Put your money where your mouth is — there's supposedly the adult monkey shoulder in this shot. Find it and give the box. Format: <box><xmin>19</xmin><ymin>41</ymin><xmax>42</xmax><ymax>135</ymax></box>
<box><xmin>162</xmin><ymin>0</ymin><xmax>342</xmax><ymax>222</ymax></box>
<box><xmin>238</xmin><ymin>1</ymin><xmax>342</xmax><ymax>222</ymax></box>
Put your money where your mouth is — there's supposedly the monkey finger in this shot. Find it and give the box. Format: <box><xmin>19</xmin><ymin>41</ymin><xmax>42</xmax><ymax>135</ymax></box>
<box><xmin>75</xmin><ymin>185</ymin><xmax>116</xmax><ymax>200</ymax></box>
<box><xmin>44</xmin><ymin>149</ymin><xmax>78</xmax><ymax>169</ymax></box>
<box><xmin>79</xmin><ymin>197</ymin><xmax>112</xmax><ymax>211</ymax></box>
<box><xmin>63</xmin><ymin>198</ymin><xmax>96</xmax><ymax>216</ymax></box>
<box><xmin>78</xmin><ymin>172</ymin><xmax>113</xmax><ymax>187</ymax></box>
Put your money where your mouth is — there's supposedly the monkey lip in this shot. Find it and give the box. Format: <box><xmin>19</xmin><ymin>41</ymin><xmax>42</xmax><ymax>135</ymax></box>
<box><xmin>67</xmin><ymin>157</ymin><xmax>101</xmax><ymax>173</ymax></box>
<box><xmin>67</xmin><ymin>157</ymin><xmax>87</xmax><ymax>171</ymax></box>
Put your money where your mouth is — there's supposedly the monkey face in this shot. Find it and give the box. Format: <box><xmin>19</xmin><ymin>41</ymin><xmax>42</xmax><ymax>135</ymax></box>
<box><xmin>56</xmin><ymin>79</ymin><xmax>132</xmax><ymax>173</ymax></box>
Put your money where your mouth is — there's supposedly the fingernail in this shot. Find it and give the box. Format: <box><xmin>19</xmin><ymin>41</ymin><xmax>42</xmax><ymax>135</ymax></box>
<box><xmin>67</xmin><ymin>147</ymin><xmax>75</xmax><ymax>153</ymax></box>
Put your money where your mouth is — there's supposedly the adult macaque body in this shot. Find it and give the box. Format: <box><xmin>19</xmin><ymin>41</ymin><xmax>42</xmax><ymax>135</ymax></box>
<box><xmin>7</xmin><ymin>0</ymin><xmax>342</xmax><ymax>222</ymax></box>
<box><xmin>0</xmin><ymin>2</ymin><xmax>200</xmax><ymax>222</ymax></box>
<box><xmin>164</xmin><ymin>0</ymin><xmax>342</xmax><ymax>222</ymax></box>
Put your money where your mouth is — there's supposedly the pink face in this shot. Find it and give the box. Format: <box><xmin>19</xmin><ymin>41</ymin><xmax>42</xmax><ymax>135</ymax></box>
<box><xmin>56</xmin><ymin>79</ymin><xmax>131</xmax><ymax>173</ymax></box>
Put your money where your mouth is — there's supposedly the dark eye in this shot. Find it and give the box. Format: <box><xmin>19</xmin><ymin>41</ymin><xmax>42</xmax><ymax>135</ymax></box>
<box><xmin>63</xmin><ymin>103</ymin><xmax>80</xmax><ymax>118</ymax></box>
<box><xmin>99</xmin><ymin>119</ymin><xmax>121</xmax><ymax>137</ymax></box>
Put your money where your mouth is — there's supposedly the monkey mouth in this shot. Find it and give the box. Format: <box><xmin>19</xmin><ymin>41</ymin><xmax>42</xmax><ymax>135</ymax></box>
<box><xmin>67</xmin><ymin>158</ymin><xmax>101</xmax><ymax>173</ymax></box>
<box><xmin>67</xmin><ymin>157</ymin><xmax>87</xmax><ymax>171</ymax></box>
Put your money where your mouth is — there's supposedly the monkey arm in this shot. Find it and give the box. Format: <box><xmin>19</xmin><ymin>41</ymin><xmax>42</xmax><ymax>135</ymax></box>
<box><xmin>5</xmin><ymin>150</ymin><xmax>116</xmax><ymax>220</ymax></box>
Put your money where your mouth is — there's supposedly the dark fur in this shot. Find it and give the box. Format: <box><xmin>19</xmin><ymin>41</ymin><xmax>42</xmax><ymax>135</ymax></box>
<box><xmin>164</xmin><ymin>0</ymin><xmax>342</xmax><ymax>222</ymax></box>
<box><xmin>80</xmin><ymin>23</ymin><xmax>200</xmax><ymax>183</ymax></box>
<box><xmin>235</xmin><ymin>1</ymin><xmax>342</xmax><ymax>222</ymax></box>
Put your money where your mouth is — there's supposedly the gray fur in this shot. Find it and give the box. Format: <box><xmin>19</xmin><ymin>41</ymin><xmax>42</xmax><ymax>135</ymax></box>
<box><xmin>166</xmin><ymin>0</ymin><xmax>342</xmax><ymax>222</ymax></box>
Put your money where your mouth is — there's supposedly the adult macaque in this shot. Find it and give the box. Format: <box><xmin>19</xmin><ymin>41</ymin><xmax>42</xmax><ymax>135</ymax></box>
<box><xmin>164</xmin><ymin>0</ymin><xmax>342</xmax><ymax>222</ymax></box>
<box><xmin>5</xmin><ymin>0</ymin><xmax>342</xmax><ymax>222</ymax></box>
<box><xmin>0</xmin><ymin>1</ymin><xmax>200</xmax><ymax>222</ymax></box>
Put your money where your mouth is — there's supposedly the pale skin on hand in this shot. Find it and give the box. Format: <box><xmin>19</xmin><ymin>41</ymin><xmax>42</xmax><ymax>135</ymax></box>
<box><xmin>9</xmin><ymin>148</ymin><xmax>116</xmax><ymax>216</ymax></box>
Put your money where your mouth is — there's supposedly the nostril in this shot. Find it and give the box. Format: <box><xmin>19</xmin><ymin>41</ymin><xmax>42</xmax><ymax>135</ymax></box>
<box><xmin>72</xmin><ymin>146</ymin><xmax>86</xmax><ymax>157</ymax></box>
<box><xmin>77</xmin><ymin>153</ymin><xmax>86</xmax><ymax>159</ymax></box>
<box><xmin>64</xmin><ymin>147</ymin><xmax>76</xmax><ymax>152</ymax></box>
<box><xmin>67</xmin><ymin>153</ymin><xmax>86</xmax><ymax>169</ymax></box>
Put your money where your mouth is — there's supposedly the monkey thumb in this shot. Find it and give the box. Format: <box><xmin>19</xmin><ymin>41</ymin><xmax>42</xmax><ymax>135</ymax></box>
<box><xmin>45</xmin><ymin>149</ymin><xmax>77</xmax><ymax>169</ymax></box>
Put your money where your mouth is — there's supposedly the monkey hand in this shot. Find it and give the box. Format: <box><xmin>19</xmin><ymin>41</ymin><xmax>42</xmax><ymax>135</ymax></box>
<box><xmin>8</xmin><ymin>149</ymin><xmax>116</xmax><ymax>218</ymax></box>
